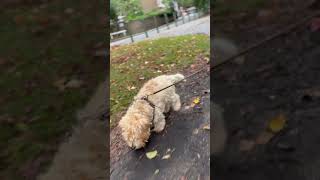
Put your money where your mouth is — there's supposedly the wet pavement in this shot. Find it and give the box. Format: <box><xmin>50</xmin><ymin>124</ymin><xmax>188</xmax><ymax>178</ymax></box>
<box><xmin>111</xmin><ymin>66</ymin><xmax>210</xmax><ymax>180</ymax></box>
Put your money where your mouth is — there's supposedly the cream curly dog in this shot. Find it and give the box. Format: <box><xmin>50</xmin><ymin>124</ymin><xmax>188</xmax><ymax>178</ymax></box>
<box><xmin>119</xmin><ymin>74</ymin><xmax>184</xmax><ymax>149</ymax></box>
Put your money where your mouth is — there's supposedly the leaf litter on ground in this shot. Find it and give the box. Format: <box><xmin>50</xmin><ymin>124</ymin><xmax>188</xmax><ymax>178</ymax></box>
<box><xmin>146</xmin><ymin>150</ymin><xmax>158</xmax><ymax>159</ymax></box>
<box><xmin>268</xmin><ymin>113</ymin><xmax>287</xmax><ymax>133</ymax></box>
<box><xmin>202</xmin><ymin>124</ymin><xmax>210</xmax><ymax>130</ymax></box>
<box><xmin>191</xmin><ymin>96</ymin><xmax>201</xmax><ymax>107</ymax></box>
<box><xmin>162</xmin><ymin>154</ymin><xmax>171</xmax><ymax>160</ymax></box>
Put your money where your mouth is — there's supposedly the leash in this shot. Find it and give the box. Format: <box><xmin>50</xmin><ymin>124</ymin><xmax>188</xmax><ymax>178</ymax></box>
<box><xmin>140</xmin><ymin>10</ymin><xmax>320</xmax><ymax>103</ymax></box>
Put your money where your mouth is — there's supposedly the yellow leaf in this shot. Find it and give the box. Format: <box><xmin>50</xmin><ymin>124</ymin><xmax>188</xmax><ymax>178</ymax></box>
<box><xmin>193</xmin><ymin>97</ymin><xmax>200</xmax><ymax>104</ymax></box>
<box><xmin>268</xmin><ymin>114</ymin><xmax>286</xmax><ymax>133</ymax></box>
<box><xmin>146</xmin><ymin>150</ymin><xmax>157</xmax><ymax>159</ymax></box>
<box><xmin>202</xmin><ymin>124</ymin><xmax>210</xmax><ymax>130</ymax></box>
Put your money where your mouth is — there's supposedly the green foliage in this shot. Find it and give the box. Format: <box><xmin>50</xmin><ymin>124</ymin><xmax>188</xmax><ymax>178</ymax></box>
<box><xmin>111</xmin><ymin>0</ymin><xmax>144</xmax><ymax>18</ymax></box>
<box><xmin>193</xmin><ymin>0</ymin><xmax>210</xmax><ymax>10</ymax></box>
<box><xmin>177</xmin><ymin>0</ymin><xmax>194</xmax><ymax>7</ymax></box>
<box><xmin>110</xmin><ymin>1</ymin><xmax>118</xmax><ymax>21</ymax></box>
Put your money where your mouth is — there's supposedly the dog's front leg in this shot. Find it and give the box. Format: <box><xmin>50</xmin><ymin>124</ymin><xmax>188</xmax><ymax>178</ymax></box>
<box><xmin>171</xmin><ymin>93</ymin><xmax>181</xmax><ymax>111</ymax></box>
<box><xmin>152</xmin><ymin>109</ymin><xmax>166</xmax><ymax>133</ymax></box>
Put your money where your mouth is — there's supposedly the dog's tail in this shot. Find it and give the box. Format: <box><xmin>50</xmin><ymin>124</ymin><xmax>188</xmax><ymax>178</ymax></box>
<box><xmin>168</xmin><ymin>73</ymin><xmax>185</xmax><ymax>83</ymax></box>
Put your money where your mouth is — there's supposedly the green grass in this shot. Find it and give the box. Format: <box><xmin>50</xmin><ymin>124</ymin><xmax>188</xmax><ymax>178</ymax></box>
<box><xmin>110</xmin><ymin>34</ymin><xmax>210</xmax><ymax>127</ymax></box>
<box><xmin>0</xmin><ymin>0</ymin><xmax>106</xmax><ymax>179</ymax></box>
<box><xmin>213</xmin><ymin>0</ymin><xmax>268</xmax><ymax>17</ymax></box>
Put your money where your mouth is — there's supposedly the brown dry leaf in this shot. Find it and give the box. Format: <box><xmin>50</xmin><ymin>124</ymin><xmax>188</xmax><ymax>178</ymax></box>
<box><xmin>53</xmin><ymin>78</ymin><xmax>66</xmax><ymax>91</ymax></box>
<box><xmin>268</xmin><ymin>113</ymin><xmax>287</xmax><ymax>133</ymax></box>
<box><xmin>239</xmin><ymin>139</ymin><xmax>255</xmax><ymax>151</ymax></box>
<box><xmin>65</xmin><ymin>79</ymin><xmax>84</xmax><ymax>89</ymax></box>
<box><xmin>256</xmin><ymin>131</ymin><xmax>274</xmax><ymax>145</ymax></box>
<box><xmin>0</xmin><ymin>58</ymin><xmax>9</xmax><ymax>66</ymax></box>
<box><xmin>303</xmin><ymin>88</ymin><xmax>320</xmax><ymax>98</ymax></box>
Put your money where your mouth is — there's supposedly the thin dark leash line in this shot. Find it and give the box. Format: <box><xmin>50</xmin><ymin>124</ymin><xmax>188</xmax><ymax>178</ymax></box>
<box><xmin>145</xmin><ymin>11</ymin><xmax>320</xmax><ymax>99</ymax></box>
<box><xmin>145</xmin><ymin>64</ymin><xmax>209</xmax><ymax>97</ymax></box>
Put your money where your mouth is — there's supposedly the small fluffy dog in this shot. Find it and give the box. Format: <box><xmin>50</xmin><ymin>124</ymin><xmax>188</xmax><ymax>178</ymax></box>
<box><xmin>119</xmin><ymin>74</ymin><xmax>184</xmax><ymax>149</ymax></box>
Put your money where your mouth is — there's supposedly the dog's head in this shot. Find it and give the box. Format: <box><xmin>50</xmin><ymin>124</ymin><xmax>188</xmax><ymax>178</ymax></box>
<box><xmin>119</xmin><ymin>113</ymin><xmax>151</xmax><ymax>149</ymax></box>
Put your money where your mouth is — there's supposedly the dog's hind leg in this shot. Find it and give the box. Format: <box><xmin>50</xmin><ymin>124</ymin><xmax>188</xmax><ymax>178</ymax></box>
<box><xmin>152</xmin><ymin>110</ymin><xmax>166</xmax><ymax>133</ymax></box>
<box><xmin>171</xmin><ymin>93</ymin><xmax>181</xmax><ymax>111</ymax></box>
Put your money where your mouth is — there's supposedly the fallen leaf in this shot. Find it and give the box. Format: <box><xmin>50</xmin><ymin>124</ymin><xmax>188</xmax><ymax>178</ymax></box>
<box><xmin>127</xmin><ymin>86</ymin><xmax>136</xmax><ymax>91</ymax></box>
<box><xmin>193</xmin><ymin>128</ymin><xmax>199</xmax><ymax>135</ymax></box>
<box><xmin>268</xmin><ymin>113</ymin><xmax>286</xmax><ymax>133</ymax></box>
<box><xmin>53</xmin><ymin>78</ymin><xmax>67</xmax><ymax>91</ymax></box>
<box><xmin>303</xmin><ymin>88</ymin><xmax>320</xmax><ymax>98</ymax></box>
<box><xmin>193</xmin><ymin>97</ymin><xmax>200</xmax><ymax>104</ymax></box>
<box><xmin>162</xmin><ymin>154</ymin><xmax>171</xmax><ymax>159</ymax></box>
<box><xmin>146</xmin><ymin>150</ymin><xmax>157</xmax><ymax>159</ymax></box>
<box><xmin>64</xmin><ymin>8</ymin><xmax>74</xmax><ymax>14</ymax></box>
<box><xmin>65</xmin><ymin>79</ymin><xmax>83</xmax><ymax>89</ymax></box>
<box><xmin>255</xmin><ymin>131</ymin><xmax>274</xmax><ymax>145</ymax></box>
<box><xmin>202</xmin><ymin>124</ymin><xmax>210</xmax><ymax>130</ymax></box>
<box><xmin>154</xmin><ymin>169</ymin><xmax>159</xmax><ymax>175</ymax></box>
<box><xmin>239</xmin><ymin>139</ymin><xmax>255</xmax><ymax>151</ymax></box>
<box><xmin>0</xmin><ymin>58</ymin><xmax>9</xmax><ymax>66</ymax></box>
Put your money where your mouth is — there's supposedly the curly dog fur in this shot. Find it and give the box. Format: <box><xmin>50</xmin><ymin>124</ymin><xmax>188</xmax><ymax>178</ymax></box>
<box><xmin>119</xmin><ymin>74</ymin><xmax>184</xmax><ymax>149</ymax></box>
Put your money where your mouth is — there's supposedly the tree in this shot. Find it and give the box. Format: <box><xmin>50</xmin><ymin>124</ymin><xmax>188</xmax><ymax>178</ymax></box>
<box><xmin>110</xmin><ymin>1</ymin><xmax>118</xmax><ymax>21</ymax></box>
<box><xmin>176</xmin><ymin>0</ymin><xmax>194</xmax><ymax>7</ymax></box>
<box><xmin>193</xmin><ymin>0</ymin><xmax>210</xmax><ymax>10</ymax></box>
<box><xmin>111</xmin><ymin>0</ymin><xmax>143</xmax><ymax>18</ymax></box>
